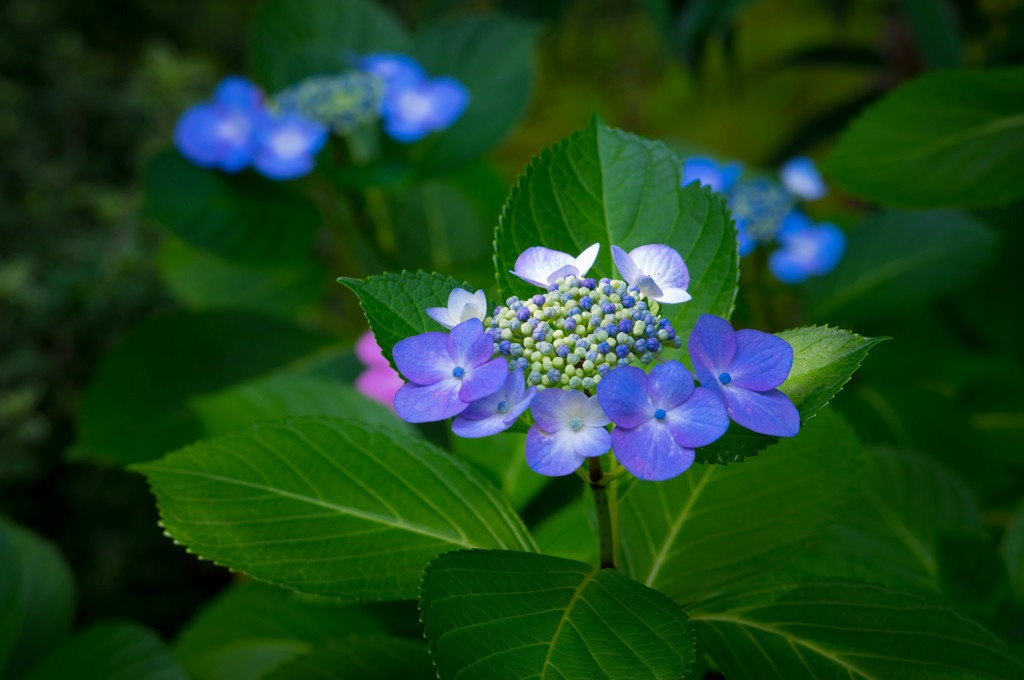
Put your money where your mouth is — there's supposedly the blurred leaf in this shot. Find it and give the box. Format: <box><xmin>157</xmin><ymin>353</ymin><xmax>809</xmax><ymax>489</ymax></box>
<box><xmin>697</xmin><ymin>326</ymin><xmax>882</xmax><ymax>464</ymax></box>
<box><xmin>621</xmin><ymin>410</ymin><xmax>863</xmax><ymax>606</ymax></box>
<box><xmin>826</xmin><ymin>67</ymin><xmax>1024</xmax><ymax>207</ymax></box>
<box><xmin>413</xmin><ymin>16</ymin><xmax>537</xmax><ymax>175</ymax></box>
<box><xmin>143</xmin><ymin>152</ymin><xmax>320</xmax><ymax>266</ymax></box>
<box><xmin>174</xmin><ymin>581</ymin><xmax>384</xmax><ymax>680</ymax></box>
<box><xmin>1002</xmin><ymin>503</ymin><xmax>1024</xmax><ymax>597</ymax></box>
<box><xmin>690</xmin><ymin>581</ymin><xmax>1024</xmax><ymax>679</ymax></box>
<box><xmin>157</xmin><ymin>237</ymin><xmax>325</xmax><ymax>320</ymax></box>
<box><xmin>636</xmin><ymin>0</ymin><xmax>672</xmax><ymax>33</ymax></box>
<box><xmin>133</xmin><ymin>418</ymin><xmax>536</xmax><ymax>600</ymax></box>
<box><xmin>75</xmin><ymin>311</ymin><xmax>337</xmax><ymax>466</ymax></box>
<box><xmin>191</xmin><ymin>373</ymin><xmax>410</xmax><ymax>438</ymax></box>
<box><xmin>807</xmin><ymin>210</ymin><xmax>996</xmax><ymax>323</ymax></box>
<box><xmin>0</xmin><ymin>520</ymin><xmax>74</xmax><ymax>680</ymax></box>
<box><xmin>669</xmin><ymin>0</ymin><xmax>761</xmax><ymax>66</ymax></box>
<box><xmin>339</xmin><ymin>271</ymin><xmax>473</xmax><ymax>373</ymax></box>
<box><xmin>937</xmin><ymin>531</ymin><xmax>1011</xmax><ymax>622</ymax></box>
<box><xmin>452</xmin><ymin>432</ymin><xmax>549</xmax><ymax>513</ymax></box>
<box><xmin>391</xmin><ymin>180</ymin><xmax>490</xmax><ymax>271</ymax></box>
<box><xmin>419</xmin><ymin>549</ymin><xmax>696</xmax><ymax>680</ymax></box>
<box><xmin>23</xmin><ymin>622</ymin><xmax>185</xmax><ymax>680</ymax></box>
<box><xmin>531</xmin><ymin>494</ymin><xmax>598</xmax><ymax>566</ymax></box>
<box><xmin>249</xmin><ymin>0</ymin><xmax>409</xmax><ymax>92</ymax></box>
<box><xmin>494</xmin><ymin>117</ymin><xmax>738</xmax><ymax>368</ymax></box>
<box><xmin>901</xmin><ymin>0</ymin><xmax>962</xmax><ymax>69</ymax></box>
<box><xmin>263</xmin><ymin>636</ymin><xmax>434</xmax><ymax>680</ymax></box>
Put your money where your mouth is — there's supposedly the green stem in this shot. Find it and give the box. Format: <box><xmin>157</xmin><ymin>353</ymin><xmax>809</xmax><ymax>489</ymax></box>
<box><xmin>588</xmin><ymin>457</ymin><xmax>618</xmax><ymax>570</ymax></box>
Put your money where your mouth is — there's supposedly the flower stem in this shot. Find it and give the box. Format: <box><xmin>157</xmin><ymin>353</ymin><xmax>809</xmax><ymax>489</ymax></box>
<box><xmin>588</xmin><ymin>457</ymin><xmax>618</xmax><ymax>570</ymax></box>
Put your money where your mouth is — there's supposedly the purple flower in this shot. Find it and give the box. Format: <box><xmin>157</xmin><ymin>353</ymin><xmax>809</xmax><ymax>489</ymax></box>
<box><xmin>174</xmin><ymin>76</ymin><xmax>263</xmax><ymax>173</ymax></box>
<box><xmin>452</xmin><ymin>367</ymin><xmax>537</xmax><ymax>438</ymax></box>
<box><xmin>510</xmin><ymin>244</ymin><xmax>601</xmax><ymax>288</ymax></box>
<box><xmin>354</xmin><ymin>331</ymin><xmax>403</xmax><ymax>412</ymax></box>
<box><xmin>611</xmin><ymin>245</ymin><xmax>691</xmax><ymax>304</ymax></box>
<box><xmin>392</xmin><ymin>318</ymin><xmax>508</xmax><ymax>423</ymax></box>
<box><xmin>381</xmin><ymin>77</ymin><xmax>469</xmax><ymax>143</ymax></box>
<box><xmin>682</xmin><ymin>156</ymin><xmax>743</xmax><ymax>193</ymax></box>
<box><xmin>525</xmin><ymin>390</ymin><xmax>611</xmax><ymax>476</ymax></box>
<box><xmin>780</xmin><ymin>156</ymin><xmax>828</xmax><ymax>201</ymax></box>
<box><xmin>359</xmin><ymin>53</ymin><xmax>426</xmax><ymax>90</ymax></box>
<box><xmin>425</xmin><ymin>288</ymin><xmax>487</xmax><ymax>330</ymax></box>
<box><xmin>597</xmin><ymin>362</ymin><xmax>728</xmax><ymax>481</ymax></box>
<box><xmin>769</xmin><ymin>211</ymin><xmax>846</xmax><ymax>284</ymax></box>
<box><xmin>252</xmin><ymin>111</ymin><xmax>328</xmax><ymax>180</ymax></box>
<box><xmin>688</xmin><ymin>314</ymin><xmax>800</xmax><ymax>437</ymax></box>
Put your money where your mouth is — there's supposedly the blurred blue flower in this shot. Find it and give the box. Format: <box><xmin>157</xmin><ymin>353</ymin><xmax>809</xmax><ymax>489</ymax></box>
<box><xmin>768</xmin><ymin>211</ymin><xmax>846</xmax><ymax>284</ymax></box>
<box><xmin>174</xmin><ymin>76</ymin><xmax>263</xmax><ymax>173</ymax></box>
<box><xmin>359</xmin><ymin>53</ymin><xmax>426</xmax><ymax>90</ymax></box>
<box><xmin>780</xmin><ymin>156</ymin><xmax>828</xmax><ymax>201</ymax></box>
<box><xmin>682</xmin><ymin>156</ymin><xmax>743</xmax><ymax>193</ymax></box>
<box><xmin>252</xmin><ymin>111</ymin><xmax>328</xmax><ymax>181</ymax></box>
<box><xmin>727</xmin><ymin>177</ymin><xmax>794</xmax><ymax>243</ymax></box>
<box><xmin>381</xmin><ymin>76</ymin><xmax>469</xmax><ymax>143</ymax></box>
<box><xmin>688</xmin><ymin>314</ymin><xmax>800</xmax><ymax>437</ymax></box>
<box><xmin>525</xmin><ymin>389</ymin><xmax>610</xmax><ymax>476</ymax></box>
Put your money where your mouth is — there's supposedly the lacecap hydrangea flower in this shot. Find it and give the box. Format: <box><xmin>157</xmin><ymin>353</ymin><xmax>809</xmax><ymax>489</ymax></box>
<box><xmin>174</xmin><ymin>76</ymin><xmax>328</xmax><ymax>180</ymax></box>
<box><xmin>359</xmin><ymin>53</ymin><xmax>469</xmax><ymax>143</ymax></box>
<box><xmin>272</xmin><ymin>72</ymin><xmax>383</xmax><ymax>135</ymax></box>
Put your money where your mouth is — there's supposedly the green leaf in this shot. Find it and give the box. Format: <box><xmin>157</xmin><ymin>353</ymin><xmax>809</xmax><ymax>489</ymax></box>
<box><xmin>936</xmin><ymin>531</ymin><xmax>1012</xmax><ymax>622</ymax></box>
<box><xmin>900</xmin><ymin>0</ymin><xmax>962</xmax><ymax>69</ymax></box>
<box><xmin>494</xmin><ymin>117</ymin><xmax>738</xmax><ymax>366</ymax></box>
<box><xmin>825</xmin><ymin>67</ymin><xmax>1024</xmax><ymax>207</ymax></box>
<box><xmin>412</xmin><ymin>17</ymin><xmax>537</xmax><ymax>175</ymax></box>
<box><xmin>531</xmin><ymin>495</ymin><xmax>599</xmax><ymax>566</ymax></box>
<box><xmin>191</xmin><ymin>373</ymin><xmax>411</xmax><ymax>439</ymax></box>
<box><xmin>750</xmin><ymin>447</ymin><xmax>986</xmax><ymax>595</ymax></box>
<box><xmin>339</xmin><ymin>271</ymin><xmax>472</xmax><ymax>373</ymax></box>
<box><xmin>1001</xmin><ymin>502</ymin><xmax>1024</xmax><ymax>597</ymax></box>
<box><xmin>22</xmin><ymin>622</ymin><xmax>185</xmax><ymax>680</ymax></box>
<box><xmin>133</xmin><ymin>418</ymin><xmax>536</xmax><ymax>600</ymax></box>
<box><xmin>452</xmin><ymin>433</ymin><xmax>549</xmax><ymax>512</ymax></box>
<box><xmin>806</xmin><ymin>210</ymin><xmax>996</xmax><ymax>323</ymax></box>
<box><xmin>620</xmin><ymin>409</ymin><xmax>864</xmax><ymax>605</ymax></box>
<box><xmin>690</xmin><ymin>581</ymin><xmax>1024</xmax><ymax>679</ymax></box>
<box><xmin>74</xmin><ymin>311</ymin><xmax>337</xmax><ymax>465</ymax></box>
<box><xmin>419</xmin><ymin>549</ymin><xmax>696</xmax><ymax>680</ymax></box>
<box><xmin>143</xmin><ymin>152</ymin><xmax>321</xmax><ymax>265</ymax></box>
<box><xmin>174</xmin><ymin>581</ymin><xmax>384</xmax><ymax>680</ymax></box>
<box><xmin>249</xmin><ymin>0</ymin><xmax>409</xmax><ymax>92</ymax></box>
<box><xmin>696</xmin><ymin>326</ymin><xmax>883</xmax><ymax>464</ymax></box>
<box><xmin>157</xmin><ymin>237</ymin><xmax>325</xmax><ymax>320</ymax></box>
<box><xmin>263</xmin><ymin>636</ymin><xmax>434</xmax><ymax>680</ymax></box>
<box><xmin>390</xmin><ymin>179</ymin><xmax>493</xmax><ymax>271</ymax></box>
<box><xmin>0</xmin><ymin>519</ymin><xmax>74</xmax><ymax>680</ymax></box>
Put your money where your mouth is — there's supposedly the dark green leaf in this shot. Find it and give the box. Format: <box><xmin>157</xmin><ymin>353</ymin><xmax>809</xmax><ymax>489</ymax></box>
<box><xmin>264</xmin><ymin>636</ymin><xmax>434</xmax><ymax>680</ymax></box>
<box><xmin>806</xmin><ymin>210</ymin><xmax>996</xmax><ymax>323</ymax></box>
<box><xmin>133</xmin><ymin>418</ymin><xmax>536</xmax><ymax>600</ymax></box>
<box><xmin>412</xmin><ymin>17</ymin><xmax>537</xmax><ymax>175</ymax></box>
<box><xmin>696</xmin><ymin>326</ymin><xmax>883</xmax><ymax>464</ymax></box>
<box><xmin>901</xmin><ymin>0</ymin><xmax>962</xmax><ymax>69</ymax></box>
<box><xmin>420</xmin><ymin>549</ymin><xmax>696</xmax><ymax>680</ymax></box>
<box><xmin>0</xmin><ymin>520</ymin><xmax>74</xmax><ymax>680</ymax></box>
<box><xmin>620</xmin><ymin>409</ymin><xmax>864</xmax><ymax>605</ymax></box>
<box><xmin>23</xmin><ymin>622</ymin><xmax>185</xmax><ymax>680</ymax></box>
<box><xmin>74</xmin><ymin>311</ymin><xmax>337</xmax><ymax>466</ymax></box>
<box><xmin>390</xmin><ymin>179</ymin><xmax>492</xmax><ymax>271</ymax></box>
<box><xmin>339</xmin><ymin>271</ymin><xmax>473</xmax><ymax>373</ymax></box>
<box><xmin>826</xmin><ymin>67</ymin><xmax>1024</xmax><ymax>207</ymax></box>
<box><xmin>1002</xmin><ymin>503</ymin><xmax>1024</xmax><ymax>596</ymax></box>
<box><xmin>249</xmin><ymin>0</ymin><xmax>409</xmax><ymax>92</ymax></box>
<box><xmin>937</xmin><ymin>531</ymin><xmax>1012</xmax><ymax>621</ymax></box>
<box><xmin>174</xmin><ymin>581</ymin><xmax>384</xmax><ymax>680</ymax></box>
<box><xmin>494</xmin><ymin>117</ymin><xmax>738</xmax><ymax>367</ymax></box>
<box><xmin>690</xmin><ymin>581</ymin><xmax>1024</xmax><ymax>679</ymax></box>
<box><xmin>452</xmin><ymin>433</ymin><xmax>549</xmax><ymax>512</ymax></box>
<box><xmin>143</xmin><ymin>152</ymin><xmax>320</xmax><ymax>265</ymax></box>
<box><xmin>531</xmin><ymin>495</ymin><xmax>599</xmax><ymax>566</ymax></box>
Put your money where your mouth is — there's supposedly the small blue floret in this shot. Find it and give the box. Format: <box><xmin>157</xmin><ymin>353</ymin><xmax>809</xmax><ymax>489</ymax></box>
<box><xmin>453</xmin><ymin>366</ymin><xmax>466</xmax><ymax>378</ymax></box>
<box><xmin>654</xmin><ymin>408</ymin><xmax>667</xmax><ymax>421</ymax></box>
<box><xmin>719</xmin><ymin>372</ymin><xmax>731</xmax><ymax>385</ymax></box>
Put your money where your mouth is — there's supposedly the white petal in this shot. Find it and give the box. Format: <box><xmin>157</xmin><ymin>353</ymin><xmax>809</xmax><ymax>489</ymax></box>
<box><xmin>511</xmin><ymin>247</ymin><xmax>577</xmax><ymax>287</ymax></box>
<box><xmin>611</xmin><ymin>245</ymin><xmax>640</xmax><ymax>286</ymax></box>
<box><xmin>572</xmin><ymin>243</ymin><xmax>601</xmax><ymax>278</ymax></box>
<box><xmin>463</xmin><ymin>289</ymin><xmax>489</xmax><ymax>321</ymax></box>
<box><xmin>656</xmin><ymin>287</ymin><xmax>692</xmax><ymax>304</ymax></box>
<box><xmin>425</xmin><ymin>306</ymin><xmax>456</xmax><ymax>329</ymax></box>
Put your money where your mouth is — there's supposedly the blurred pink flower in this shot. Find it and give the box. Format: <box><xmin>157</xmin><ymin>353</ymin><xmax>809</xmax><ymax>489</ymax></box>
<box><xmin>355</xmin><ymin>331</ymin><xmax>403</xmax><ymax>411</ymax></box>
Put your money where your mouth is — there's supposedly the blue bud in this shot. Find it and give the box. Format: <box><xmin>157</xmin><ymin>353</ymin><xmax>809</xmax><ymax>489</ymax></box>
<box><xmin>547</xmin><ymin>368</ymin><xmax>561</xmax><ymax>382</ymax></box>
<box><xmin>516</xmin><ymin>307</ymin><xmax>531</xmax><ymax>322</ymax></box>
<box><xmin>499</xmin><ymin>340</ymin><xmax>512</xmax><ymax>355</ymax></box>
<box><xmin>597</xmin><ymin>342</ymin><xmax>611</xmax><ymax>354</ymax></box>
<box><xmin>597</xmin><ymin>364</ymin><xmax>611</xmax><ymax>376</ymax></box>
<box><xmin>585</xmin><ymin>350</ymin><xmax>598</xmax><ymax>362</ymax></box>
<box><xmin>616</xmin><ymin>319</ymin><xmax>631</xmax><ymax>333</ymax></box>
<box><xmin>658</xmin><ymin>318</ymin><xmax>671</xmax><ymax>328</ymax></box>
<box><xmin>580</xmin><ymin>296</ymin><xmax>593</xmax><ymax>310</ymax></box>
<box><xmin>556</xmin><ymin>344</ymin><xmax>570</xmax><ymax>358</ymax></box>
<box><xmin>547</xmin><ymin>283</ymin><xmax>559</xmax><ymax>293</ymax></box>
<box><xmin>582</xmin><ymin>278</ymin><xmax>597</xmax><ymax>289</ymax></box>
<box><xmin>575</xmin><ymin>338</ymin><xmax>590</xmax><ymax>350</ymax></box>
<box><xmin>569</xmin><ymin>306</ymin><xmax>581</xmax><ymax>316</ymax></box>
<box><xmin>588</xmin><ymin>316</ymin><xmax>601</xmax><ymax>328</ymax></box>
<box><xmin>563</xmin><ymin>318</ymin><xmax>577</xmax><ymax>332</ymax></box>
<box><xmin>646</xmin><ymin>325</ymin><xmax>657</xmax><ymax>338</ymax></box>
<box><xmin>602</xmin><ymin>285</ymin><xmax>614</xmax><ymax>296</ymax></box>
<box><xmin>634</xmin><ymin>338</ymin><xmax>647</xmax><ymax>352</ymax></box>
<box><xmin>646</xmin><ymin>339</ymin><xmax>661</xmax><ymax>352</ymax></box>
<box><xmin>602</xmin><ymin>302</ymin><xmax>616</xmax><ymax>315</ymax></box>
<box><xmin>516</xmin><ymin>357</ymin><xmax>531</xmax><ymax>370</ymax></box>
<box><xmin>622</xmin><ymin>296</ymin><xmax>635</xmax><ymax>308</ymax></box>
<box><xmin>603</xmin><ymin>324</ymin><xmax>618</xmax><ymax>336</ymax></box>
<box><xmin>615</xmin><ymin>344</ymin><xmax>630</xmax><ymax>358</ymax></box>
<box><xmin>528</xmin><ymin>370</ymin><xmax>543</xmax><ymax>385</ymax></box>
<box><xmin>532</xmin><ymin>294</ymin><xmax>545</xmax><ymax>306</ymax></box>
<box><xmin>532</xmin><ymin>329</ymin><xmax>547</xmax><ymax>342</ymax></box>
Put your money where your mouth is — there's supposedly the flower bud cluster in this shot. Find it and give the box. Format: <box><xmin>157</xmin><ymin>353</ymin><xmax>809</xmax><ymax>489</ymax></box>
<box><xmin>483</xmin><ymin>275</ymin><xmax>683</xmax><ymax>391</ymax></box>
<box><xmin>272</xmin><ymin>72</ymin><xmax>383</xmax><ymax>135</ymax></box>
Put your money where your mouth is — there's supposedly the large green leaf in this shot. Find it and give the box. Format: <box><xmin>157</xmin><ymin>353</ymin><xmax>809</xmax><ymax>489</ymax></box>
<box><xmin>806</xmin><ymin>210</ymin><xmax>996</xmax><ymax>323</ymax></box>
<box><xmin>452</xmin><ymin>432</ymin><xmax>549</xmax><ymax>513</ymax></box>
<box><xmin>143</xmin><ymin>152</ymin><xmax>321</xmax><ymax>266</ymax></box>
<box><xmin>494</xmin><ymin>117</ymin><xmax>738</xmax><ymax>362</ymax></box>
<box><xmin>191</xmin><ymin>373</ymin><xmax>410</xmax><ymax>439</ymax></box>
<box><xmin>249</xmin><ymin>0</ymin><xmax>409</xmax><ymax>92</ymax></box>
<box><xmin>74</xmin><ymin>311</ymin><xmax>338</xmax><ymax>466</ymax></box>
<box><xmin>0</xmin><ymin>520</ymin><xmax>74</xmax><ymax>680</ymax></box>
<box><xmin>419</xmin><ymin>549</ymin><xmax>696</xmax><ymax>680</ymax></box>
<box><xmin>133</xmin><ymin>418</ymin><xmax>536</xmax><ymax>600</ymax></box>
<box><xmin>690</xmin><ymin>581</ymin><xmax>1024</xmax><ymax>679</ymax></box>
<box><xmin>23</xmin><ymin>622</ymin><xmax>185</xmax><ymax>680</ymax></box>
<box><xmin>620</xmin><ymin>409</ymin><xmax>863</xmax><ymax>606</ymax></box>
<box><xmin>339</xmin><ymin>271</ymin><xmax>473</xmax><ymax>373</ymax></box>
<box><xmin>531</xmin><ymin>494</ymin><xmax>599</xmax><ymax>566</ymax></box>
<box><xmin>1002</xmin><ymin>502</ymin><xmax>1024</xmax><ymax>596</ymax></box>
<box><xmin>264</xmin><ymin>636</ymin><xmax>434</xmax><ymax>680</ymax></box>
<box><xmin>696</xmin><ymin>326</ymin><xmax>882</xmax><ymax>464</ymax></box>
<box><xmin>412</xmin><ymin>16</ymin><xmax>537</xmax><ymax>175</ymax></box>
<box><xmin>174</xmin><ymin>581</ymin><xmax>384</xmax><ymax>680</ymax></box>
<box><xmin>825</xmin><ymin>67</ymin><xmax>1024</xmax><ymax>207</ymax></box>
